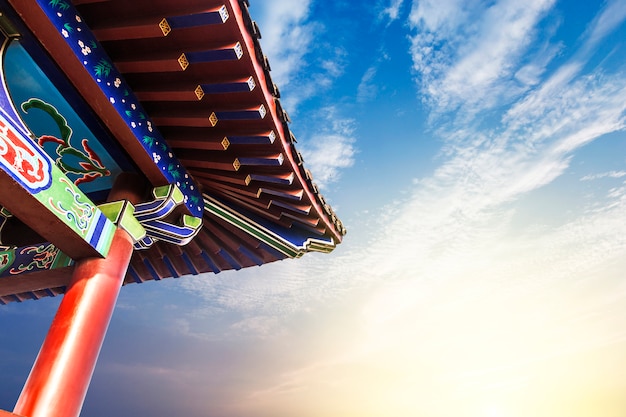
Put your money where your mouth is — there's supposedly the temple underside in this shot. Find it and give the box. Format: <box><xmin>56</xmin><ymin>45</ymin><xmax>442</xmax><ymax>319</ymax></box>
<box><xmin>0</xmin><ymin>0</ymin><xmax>345</xmax><ymax>303</ymax></box>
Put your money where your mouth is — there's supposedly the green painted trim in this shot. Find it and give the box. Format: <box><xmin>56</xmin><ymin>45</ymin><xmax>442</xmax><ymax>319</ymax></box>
<box><xmin>203</xmin><ymin>194</ymin><xmax>337</xmax><ymax>258</ymax></box>
<box><xmin>203</xmin><ymin>196</ymin><xmax>299</xmax><ymax>258</ymax></box>
<box><xmin>152</xmin><ymin>184</ymin><xmax>185</xmax><ymax>205</ymax></box>
<box><xmin>182</xmin><ymin>214</ymin><xmax>202</xmax><ymax>229</ymax></box>
<box><xmin>51</xmin><ymin>250</ymin><xmax>73</xmax><ymax>269</ymax></box>
<box><xmin>98</xmin><ymin>200</ymin><xmax>125</xmax><ymax>224</ymax></box>
<box><xmin>98</xmin><ymin>200</ymin><xmax>146</xmax><ymax>242</ymax></box>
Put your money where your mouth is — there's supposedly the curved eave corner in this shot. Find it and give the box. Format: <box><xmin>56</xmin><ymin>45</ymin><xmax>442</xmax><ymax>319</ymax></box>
<box><xmin>228</xmin><ymin>0</ymin><xmax>346</xmax><ymax>245</ymax></box>
<box><xmin>204</xmin><ymin>194</ymin><xmax>336</xmax><ymax>259</ymax></box>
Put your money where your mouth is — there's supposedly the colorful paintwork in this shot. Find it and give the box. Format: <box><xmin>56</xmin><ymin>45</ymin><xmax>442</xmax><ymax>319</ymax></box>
<box><xmin>203</xmin><ymin>194</ymin><xmax>336</xmax><ymax>258</ymax></box>
<box><xmin>48</xmin><ymin>177</ymin><xmax>97</xmax><ymax>235</ymax></box>
<box><xmin>24</xmin><ymin>98</ymin><xmax>110</xmax><ymax>185</ymax></box>
<box><xmin>0</xmin><ymin>35</ymin><xmax>115</xmax><ymax>258</ymax></box>
<box><xmin>3</xmin><ymin>40</ymin><xmax>120</xmax><ymax>195</ymax></box>
<box><xmin>132</xmin><ymin>185</ymin><xmax>202</xmax><ymax>249</ymax></box>
<box><xmin>37</xmin><ymin>0</ymin><xmax>204</xmax><ymax>216</ymax></box>
<box><xmin>0</xmin><ymin>248</ymin><xmax>15</xmax><ymax>275</ymax></box>
<box><xmin>0</xmin><ymin>111</ymin><xmax>51</xmax><ymax>193</ymax></box>
<box><xmin>0</xmin><ymin>242</ymin><xmax>73</xmax><ymax>278</ymax></box>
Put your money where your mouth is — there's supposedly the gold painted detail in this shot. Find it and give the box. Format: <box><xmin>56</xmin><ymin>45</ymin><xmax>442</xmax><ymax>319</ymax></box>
<box><xmin>245</xmin><ymin>175</ymin><xmax>252</xmax><ymax>185</ymax></box>
<box><xmin>233</xmin><ymin>158</ymin><xmax>241</xmax><ymax>171</ymax></box>
<box><xmin>221</xmin><ymin>137</ymin><xmax>230</xmax><ymax>150</ymax></box>
<box><xmin>159</xmin><ymin>18</ymin><xmax>171</xmax><ymax>36</ymax></box>
<box><xmin>194</xmin><ymin>85</ymin><xmax>205</xmax><ymax>100</ymax></box>
<box><xmin>178</xmin><ymin>53</ymin><xmax>189</xmax><ymax>70</ymax></box>
<box><xmin>208</xmin><ymin>112</ymin><xmax>218</xmax><ymax>127</ymax></box>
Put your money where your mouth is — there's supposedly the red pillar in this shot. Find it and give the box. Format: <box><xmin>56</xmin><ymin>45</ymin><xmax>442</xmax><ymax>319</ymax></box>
<box><xmin>13</xmin><ymin>227</ymin><xmax>134</xmax><ymax>417</ymax></box>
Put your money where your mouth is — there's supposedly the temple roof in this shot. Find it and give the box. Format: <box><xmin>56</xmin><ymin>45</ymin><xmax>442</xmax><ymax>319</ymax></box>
<box><xmin>0</xmin><ymin>0</ymin><xmax>345</xmax><ymax>303</ymax></box>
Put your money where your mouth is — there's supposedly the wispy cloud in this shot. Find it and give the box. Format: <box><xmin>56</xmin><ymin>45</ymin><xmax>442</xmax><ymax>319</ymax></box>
<box><xmin>179</xmin><ymin>0</ymin><xmax>626</xmax><ymax>339</ymax></box>
<box><xmin>579</xmin><ymin>0</ymin><xmax>626</xmax><ymax>56</ymax></box>
<box><xmin>252</xmin><ymin>0</ymin><xmax>313</xmax><ymax>89</ymax></box>
<box><xmin>379</xmin><ymin>0</ymin><xmax>405</xmax><ymax>24</ymax></box>
<box><xmin>357</xmin><ymin>66</ymin><xmax>379</xmax><ymax>103</ymax></box>
<box><xmin>132</xmin><ymin>3</ymin><xmax>626</xmax><ymax>415</ymax></box>
<box><xmin>297</xmin><ymin>108</ymin><xmax>356</xmax><ymax>189</ymax></box>
<box><xmin>409</xmin><ymin>0</ymin><xmax>556</xmax><ymax>116</ymax></box>
<box><xmin>252</xmin><ymin>1</ymin><xmax>348</xmax><ymax>112</ymax></box>
<box><xmin>580</xmin><ymin>171</ymin><xmax>626</xmax><ymax>181</ymax></box>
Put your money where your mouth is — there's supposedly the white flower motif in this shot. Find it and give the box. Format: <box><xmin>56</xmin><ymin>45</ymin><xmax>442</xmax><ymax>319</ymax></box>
<box><xmin>114</xmin><ymin>78</ymin><xmax>121</xmax><ymax>88</ymax></box>
<box><xmin>109</xmin><ymin>97</ymin><xmax>115</xmax><ymax>104</ymax></box>
<box><xmin>147</xmin><ymin>121</ymin><xmax>153</xmax><ymax>132</ymax></box>
<box><xmin>152</xmin><ymin>152</ymin><xmax>161</xmax><ymax>163</ymax></box>
<box><xmin>131</xmin><ymin>103</ymin><xmax>136</xmax><ymax>110</ymax></box>
<box><xmin>61</xmin><ymin>29</ymin><xmax>69</xmax><ymax>38</ymax></box>
<box><xmin>75</xmin><ymin>15</ymin><xmax>82</xmax><ymax>23</ymax></box>
<box><xmin>78</xmin><ymin>40</ymin><xmax>91</xmax><ymax>56</ymax></box>
<box><xmin>131</xmin><ymin>122</ymin><xmax>136</xmax><ymax>128</ymax></box>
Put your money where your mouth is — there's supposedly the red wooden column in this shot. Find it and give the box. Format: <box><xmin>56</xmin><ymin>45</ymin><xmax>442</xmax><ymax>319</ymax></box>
<box><xmin>13</xmin><ymin>228</ymin><xmax>133</xmax><ymax>417</ymax></box>
<box><xmin>13</xmin><ymin>176</ymin><xmax>143</xmax><ymax>417</ymax></box>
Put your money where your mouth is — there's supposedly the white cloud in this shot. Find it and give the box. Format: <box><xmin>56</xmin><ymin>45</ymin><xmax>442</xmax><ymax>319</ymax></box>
<box><xmin>144</xmin><ymin>4</ymin><xmax>626</xmax><ymax>414</ymax></box>
<box><xmin>298</xmin><ymin>109</ymin><xmax>356</xmax><ymax>189</ymax></box>
<box><xmin>580</xmin><ymin>171</ymin><xmax>626</xmax><ymax>181</ymax></box>
<box><xmin>409</xmin><ymin>0</ymin><xmax>556</xmax><ymax>116</ymax></box>
<box><xmin>380</xmin><ymin>0</ymin><xmax>405</xmax><ymax>23</ymax></box>
<box><xmin>251</xmin><ymin>1</ymin><xmax>347</xmax><ymax>113</ymax></box>
<box><xmin>357</xmin><ymin>66</ymin><xmax>379</xmax><ymax>103</ymax></box>
<box><xmin>580</xmin><ymin>0</ymin><xmax>626</xmax><ymax>56</ymax></box>
<box><xmin>177</xmin><ymin>1</ymin><xmax>626</xmax><ymax>339</ymax></box>
<box><xmin>251</xmin><ymin>0</ymin><xmax>313</xmax><ymax>89</ymax></box>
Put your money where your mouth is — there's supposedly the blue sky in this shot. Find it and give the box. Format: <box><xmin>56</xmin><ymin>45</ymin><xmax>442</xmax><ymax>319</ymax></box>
<box><xmin>3</xmin><ymin>1</ymin><xmax>626</xmax><ymax>416</ymax></box>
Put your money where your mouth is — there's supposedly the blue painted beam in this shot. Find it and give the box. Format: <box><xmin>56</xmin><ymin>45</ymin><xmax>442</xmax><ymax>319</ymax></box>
<box><xmin>165</xmin><ymin>6</ymin><xmax>229</xmax><ymax>31</ymax></box>
<box><xmin>198</xmin><ymin>77</ymin><xmax>255</xmax><ymax>94</ymax></box>
<box><xmin>235</xmin><ymin>153</ymin><xmax>283</xmax><ymax>168</ymax></box>
<box><xmin>227</xmin><ymin>130</ymin><xmax>275</xmax><ymax>145</ymax></box>
<box><xmin>32</xmin><ymin>0</ymin><xmax>204</xmax><ymax>216</ymax></box>
<box><xmin>185</xmin><ymin>43</ymin><xmax>243</xmax><ymax>64</ymax></box>
<box><xmin>246</xmin><ymin>173</ymin><xmax>294</xmax><ymax>186</ymax></box>
<box><xmin>215</xmin><ymin>105</ymin><xmax>266</xmax><ymax>121</ymax></box>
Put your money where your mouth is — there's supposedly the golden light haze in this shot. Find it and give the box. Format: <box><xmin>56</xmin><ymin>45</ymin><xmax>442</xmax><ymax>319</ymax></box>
<box><xmin>230</xmin><ymin>195</ymin><xmax>626</xmax><ymax>417</ymax></box>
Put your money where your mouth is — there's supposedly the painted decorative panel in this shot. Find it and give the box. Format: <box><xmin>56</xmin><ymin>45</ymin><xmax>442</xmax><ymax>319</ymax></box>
<box><xmin>36</xmin><ymin>0</ymin><xmax>204</xmax><ymax>216</ymax></box>
<box><xmin>0</xmin><ymin>35</ymin><xmax>115</xmax><ymax>257</ymax></box>
<box><xmin>3</xmin><ymin>40</ymin><xmax>121</xmax><ymax>195</ymax></box>
<box><xmin>0</xmin><ymin>242</ymin><xmax>73</xmax><ymax>278</ymax></box>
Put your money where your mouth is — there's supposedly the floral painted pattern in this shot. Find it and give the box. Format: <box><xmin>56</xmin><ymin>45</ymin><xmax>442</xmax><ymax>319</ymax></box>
<box><xmin>9</xmin><ymin>243</ymin><xmax>60</xmax><ymax>275</ymax></box>
<box><xmin>48</xmin><ymin>177</ymin><xmax>96</xmax><ymax>236</ymax></box>
<box><xmin>22</xmin><ymin>98</ymin><xmax>110</xmax><ymax>185</ymax></box>
<box><xmin>39</xmin><ymin>0</ymin><xmax>203</xmax><ymax>215</ymax></box>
